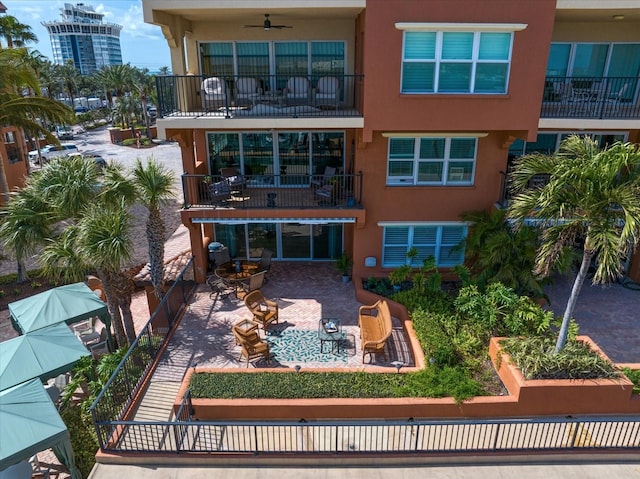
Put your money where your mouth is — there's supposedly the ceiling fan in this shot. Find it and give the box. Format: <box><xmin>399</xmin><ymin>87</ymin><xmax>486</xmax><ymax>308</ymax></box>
<box><xmin>244</xmin><ymin>14</ymin><xmax>292</xmax><ymax>30</ymax></box>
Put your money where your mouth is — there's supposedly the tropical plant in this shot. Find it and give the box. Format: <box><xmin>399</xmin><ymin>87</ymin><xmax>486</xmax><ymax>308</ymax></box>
<box><xmin>461</xmin><ymin>209</ymin><xmax>573</xmax><ymax>300</ymax></box>
<box><xmin>508</xmin><ymin>135</ymin><xmax>640</xmax><ymax>353</ymax></box>
<box><xmin>132</xmin><ymin>157</ymin><xmax>175</xmax><ymax>298</ymax></box>
<box><xmin>335</xmin><ymin>251</ymin><xmax>352</xmax><ymax>276</ymax></box>
<box><xmin>2</xmin><ymin>157</ymin><xmax>139</xmax><ymax>345</ymax></box>
<box><xmin>0</xmin><ymin>15</ymin><xmax>37</xmax><ymax>49</ymax></box>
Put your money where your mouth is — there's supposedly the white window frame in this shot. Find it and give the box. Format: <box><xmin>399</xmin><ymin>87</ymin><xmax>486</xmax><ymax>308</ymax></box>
<box><xmin>386</xmin><ymin>136</ymin><xmax>478</xmax><ymax>186</ymax></box>
<box><xmin>380</xmin><ymin>223</ymin><xmax>467</xmax><ymax>268</ymax></box>
<box><xmin>397</xmin><ymin>23</ymin><xmax>526</xmax><ymax>95</ymax></box>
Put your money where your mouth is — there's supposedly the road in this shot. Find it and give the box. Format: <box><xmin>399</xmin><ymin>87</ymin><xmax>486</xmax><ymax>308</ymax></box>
<box><xmin>1</xmin><ymin>126</ymin><xmax>185</xmax><ymax>276</ymax></box>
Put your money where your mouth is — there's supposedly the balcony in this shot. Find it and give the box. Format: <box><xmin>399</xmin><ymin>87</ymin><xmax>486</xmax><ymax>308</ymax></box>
<box><xmin>541</xmin><ymin>76</ymin><xmax>639</xmax><ymax>119</ymax></box>
<box><xmin>182</xmin><ymin>173</ymin><xmax>363</xmax><ymax>210</ymax></box>
<box><xmin>156</xmin><ymin>74</ymin><xmax>363</xmax><ymax>120</ymax></box>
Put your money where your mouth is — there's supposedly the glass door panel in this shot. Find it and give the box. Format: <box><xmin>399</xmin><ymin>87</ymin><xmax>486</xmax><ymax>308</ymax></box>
<box><xmin>572</xmin><ymin>44</ymin><xmax>608</xmax><ymax>76</ymax></box>
<box><xmin>281</xmin><ymin>223</ymin><xmax>311</xmax><ymax>259</ymax></box>
<box><xmin>214</xmin><ymin>224</ymin><xmax>246</xmax><ymax>259</ymax></box>
<box><xmin>200</xmin><ymin>42</ymin><xmax>234</xmax><ymax>77</ymax></box>
<box><xmin>208</xmin><ymin>133</ymin><xmax>240</xmax><ymax>176</ymax></box>
<box><xmin>278</xmin><ymin>132</ymin><xmax>310</xmax><ymax>186</ymax></box>
<box><xmin>312</xmin><ymin>224</ymin><xmax>342</xmax><ymax>259</ymax></box>
<box><xmin>242</xmin><ymin>132</ymin><xmax>274</xmax><ymax>181</ymax></box>
<box><xmin>546</xmin><ymin>44</ymin><xmax>570</xmax><ymax>76</ymax></box>
<box><xmin>275</xmin><ymin>42</ymin><xmax>309</xmax><ymax>90</ymax></box>
<box><xmin>236</xmin><ymin>42</ymin><xmax>270</xmax><ymax>91</ymax></box>
<box><xmin>312</xmin><ymin>132</ymin><xmax>344</xmax><ymax>175</ymax></box>
<box><xmin>247</xmin><ymin>223</ymin><xmax>277</xmax><ymax>259</ymax></box>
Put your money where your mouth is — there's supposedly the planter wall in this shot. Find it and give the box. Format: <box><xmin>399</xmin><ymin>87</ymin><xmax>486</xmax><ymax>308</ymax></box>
<box><xmin>177</xmin><ymin>336</ymin><xmax>639</xmax><ymax>421</ymax></box>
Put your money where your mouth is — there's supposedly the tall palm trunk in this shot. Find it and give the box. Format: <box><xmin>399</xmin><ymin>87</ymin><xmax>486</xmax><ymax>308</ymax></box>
<box><xmin>109</xmin><ymin>269</ymin><xmax>137</xmax><ymax>344</ymax></box>
<box><xmin>555</xmin><ymin>247</ymin><xmax>594</xmax><ymax>353</ymax></box>
<box><xmin>147</xmin><ymin>205</ymin><xmax>165</xmax><ymax>298</ymax></box>
<box><xmin>16</xmin><ymin>258</ymin><xmax>29</xmax><ymax>283</ymax></box>
<box><xmin>99</xmin><ymin>269</ymin><xmax>127</xmax><ymax>348</ymax></box>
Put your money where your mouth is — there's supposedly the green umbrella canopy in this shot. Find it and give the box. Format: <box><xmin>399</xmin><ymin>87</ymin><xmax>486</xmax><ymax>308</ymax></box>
<box><xmin>9</xmin><ymin>282</ymin><xmax>110</xmax><ymax>334</ymax></box>
<box><xmin>0</xmin><ymin>378</ymin><xmax>70</xmax><ymax>471</ymax></box>
<box><xmin>0</xmin><ymin>323</ymin><xmax>89</xmax><ymax>391</ymax></box>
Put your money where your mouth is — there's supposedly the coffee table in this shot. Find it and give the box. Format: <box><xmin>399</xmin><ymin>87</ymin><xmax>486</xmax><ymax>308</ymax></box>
<box><xmin>318</xmin><ymin>318</ymin><xmax>344</xmax><ymax>354</ymax></box>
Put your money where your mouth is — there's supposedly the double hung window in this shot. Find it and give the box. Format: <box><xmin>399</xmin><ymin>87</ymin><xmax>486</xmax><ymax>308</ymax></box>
<box><xmin>402</xmin><ymin>31</ymin><xmax>513</xmax><ymax>94</ymax></box>
<box><xmin>382</xmin><ymin>224</ymin><xmax>466</xmax><ymax>268</ymax></box>
<box><xmin>387</xmin><ymin>136</ymin><xmax>477</xmax><ymax>186</ymax></box>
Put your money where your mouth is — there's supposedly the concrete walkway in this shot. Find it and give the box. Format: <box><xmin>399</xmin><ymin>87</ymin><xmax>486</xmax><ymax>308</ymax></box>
<box><xmin>89</xmin><ymin>461</ymin><xmax>640</xmax><ymax>479</ymax></box>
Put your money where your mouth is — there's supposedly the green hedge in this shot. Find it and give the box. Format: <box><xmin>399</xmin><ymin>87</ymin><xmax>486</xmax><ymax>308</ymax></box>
<box><xmin>190</xmin><ymin>368</ymin><xmax>483</xmax><ymax>402</ymax></box>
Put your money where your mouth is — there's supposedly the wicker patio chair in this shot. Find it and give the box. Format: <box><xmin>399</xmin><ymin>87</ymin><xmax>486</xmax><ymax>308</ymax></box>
<box><xmin>243</xmin><ymin>289</ymin><xmax>279</xmax><ymax>331</ymax></box>
<box><xmin>232</xmin><ymin>323</ymin><xmax>271</xmax><ymax>367</ymax></box>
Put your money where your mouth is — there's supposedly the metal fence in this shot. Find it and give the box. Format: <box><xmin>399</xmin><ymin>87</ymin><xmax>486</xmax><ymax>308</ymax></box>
<box><xmin>541</xmin><ymin>76</ymin><xmax>640</xmax><ymax>119</ymax></box>
<box><xmin>96</xmin><ymin>392</ymin><xmax>640</xmax><ymax>454</ymax></box>
<box><xmin>182</xmin><ymin>173</ymin><xmax>363</xmax><ymax>209</ymax></box>
<box><xmin>90</xmin><ymin>258</ymin><xmax>197</xmax><ymax>427</ymax></box>
<box><xmin>156</xmin><ymin>74</ymin><xmax>363</xmax><ymax>118</ymax></box>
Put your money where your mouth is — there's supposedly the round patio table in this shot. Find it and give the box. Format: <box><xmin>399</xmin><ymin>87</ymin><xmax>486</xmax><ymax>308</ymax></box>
<box><xmin>214</xmin><ymin>261</ymin><xmax>263</xmax><ymax>296</ymax></box>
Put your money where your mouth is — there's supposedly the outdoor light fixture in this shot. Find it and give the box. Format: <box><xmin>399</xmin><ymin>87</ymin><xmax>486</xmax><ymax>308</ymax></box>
<box><xmin>612</xmin><ymin>15</ymin><xmax>625</xmax><ymax>21</ymax></box>
<box><xmin>391</xmin><ymin>360</ymin><xmax>404</xmax><ymax>373</ymax></box>
<box><xmin>294</xmin><ymin>364</ymin><xmax>301</xmax><ymax>373</ymax></box>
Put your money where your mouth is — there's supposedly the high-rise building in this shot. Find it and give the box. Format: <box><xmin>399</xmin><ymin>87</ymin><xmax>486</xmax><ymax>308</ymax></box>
<box><xmin>43</xmin><ymin>2</ymin><xmax>123</xmax><ymax>75</ymax></box>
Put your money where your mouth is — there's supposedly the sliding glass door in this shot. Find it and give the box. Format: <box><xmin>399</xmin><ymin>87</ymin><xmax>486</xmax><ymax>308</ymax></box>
<box><xmin>215</xmin><ymin>222</ymin><xmax>343</xmax><ymax>260</ymax></box>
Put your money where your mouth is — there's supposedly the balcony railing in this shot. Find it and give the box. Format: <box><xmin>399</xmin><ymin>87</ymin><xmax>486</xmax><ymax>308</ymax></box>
<box><xmin>182</xmin><ymin>173</ymin><xmax>363</xmax><ymax>210</ymax></box>
<box><xmin>541</xmin><ymin>76</ymin><xmax>640</xmax><ymax>119</ymax></box>
<box><xmin>156</xmin><ymin>74</ymin><xmax>363</xmax><ymax>119</ymax></box>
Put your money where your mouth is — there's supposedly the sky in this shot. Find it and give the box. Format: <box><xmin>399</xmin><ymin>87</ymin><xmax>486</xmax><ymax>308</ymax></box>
<box><xmin>5</xmin><ymin>0</ymin><xmax>171</xmax><ymax>72</ymax></box>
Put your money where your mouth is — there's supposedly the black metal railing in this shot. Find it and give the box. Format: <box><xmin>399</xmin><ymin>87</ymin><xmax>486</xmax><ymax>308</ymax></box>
<box><xmin>90</xmin><ymin>259</ymin><xmax>197</xmax><ymax>432</ymax></box>
<box><xmin>95</xmin><ymin>388</ymin><xmax>640</xmax><ymax>454</ymax></box>
<box><xmin>541</xmin><ymin>76</ymin><xmax>639</xmax><ymax>119</ymax></box>
<box><xmin>182</xmin><ymin>173</ymin><xmax>363</xmax><ymax>209</ymax></box>
<box><xmin>156</xmin><ymin>74</ymin><xmax>363</xmax><ymax>119</ymax></box>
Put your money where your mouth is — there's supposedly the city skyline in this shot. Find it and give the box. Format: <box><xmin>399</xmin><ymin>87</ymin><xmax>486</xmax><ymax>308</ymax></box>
<box><xmin>5</xmin><ymin>0</ymin><xmax>171</xmax><ymax>72</ymax></box>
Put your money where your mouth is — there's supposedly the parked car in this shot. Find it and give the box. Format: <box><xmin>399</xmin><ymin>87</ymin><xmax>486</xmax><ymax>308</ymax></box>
<box><xmin>55</xmin><ymin>125</ymin><xmax>74</xmax><ymax>141</ymax></box>
<box><xmin>28</xmin><ymin>143</ymin><xmax>79</xmax><ymax>164</ymax></box>
<box><xmin>66</xmin><ymin>153</ymin><xmax>107</xmax><ymax>169</ymax></box>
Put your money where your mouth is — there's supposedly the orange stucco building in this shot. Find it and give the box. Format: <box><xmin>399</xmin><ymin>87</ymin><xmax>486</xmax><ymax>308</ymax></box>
<box><xmin>142</xmin><ymin>0</ymin><xmax>640</xmax><ymax>282</ymax></box>
<box><xmin>0</xmin><ymin>127</ymin><xmax>29</xmax><ymax>205</ymax></box>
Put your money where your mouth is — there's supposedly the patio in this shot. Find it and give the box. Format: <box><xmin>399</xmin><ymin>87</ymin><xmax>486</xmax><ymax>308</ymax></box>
<box><xmin>154</xmin><ymin>262</ymin><xmax>414</xmax><ymax>376</ymax></box>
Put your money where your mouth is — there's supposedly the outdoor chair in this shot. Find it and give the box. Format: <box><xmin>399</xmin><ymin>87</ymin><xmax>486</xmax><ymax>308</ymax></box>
<box><xmin>89</xmin><ymin>327</ymin><xmax>110</xmax><ymax>359</ymax></box>
<box><xmin>237</xmin><ymin>271</ymin><xmax>266</xmax><ymax>300</ymax></box>
<box><xmin>234</xmin><ymin>77</ymin><xmax>261</xmax><ymax>106</ymax></box>
<box><xmin>220</xmin><ymin>166</ymin><xmax>246</xmax><ymax>191</ymax></box>
<box><xmin>209</xmin><ymin>180</ymin><xmax>232</xmax><ymax>205</ymax></box>
<box><xmin>232</xmin><ymin>323</ymin><xmax>271</xmax><ymax>367</ymax></box>
<box><xmin>206</xmin><ymin>274</ymin><xmax>234</xmax><ymax>300</ymax></box>
<box><xmin>243</xmin><ymin>289</ymin><xmax>279</xmax><ymax>331</ymax></box>
<box><xmin>283</xmin><ymin>76</ymin><xmax>312</xmax><ymax>106</ymax></box>
<box><xmin>71</xmin><ymin>318</ymin><xmax>100</xmax><ymax>344</ymax></box>
<box><xmin>315</xmin><ymin>182</ymin><xmax>335</xmax><ymax>204</ymax></box>
<box><xmin>232</xmin><ymin>319</ymin><xmax>261</xmax><ymax>344</ymax></box>
<box><xmin>310</xmin><ymin>166</ymin><xmax>336</xmax><ymax>189</ymax></box>
<box><xmin>212</xmin><ymin>247</ymin><xmax>231</xmax><ymax>266</ymax></box>
<box><xmin>313</xmin><ymin>76</ymin><xmax>341</xmax><ymax>109</ymax></box>
<box><xmin>201</xmin><ymin>77</ymin><xmax>229</xmax><ymax>112</ymax></box>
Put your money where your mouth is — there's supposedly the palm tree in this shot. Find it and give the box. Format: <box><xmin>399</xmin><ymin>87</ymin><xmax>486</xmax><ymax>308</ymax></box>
<box><xmin>132</xmin><ymin>157</ymin><xmax>175</xmax><ymax>298</ymax></box>
<box><xmin>57</xmin><ymin>60</ymin><xmax>80</xmax><ymax>108</ymax></box>
<box><xmin>130</xmin><ymin>67</ymin><xmax>156</xmax><ymax>138</ymax></box>
<box><xmin>0</xmin><ymin>47</ymin><xmax>73</xmax><ymax>202</ymax></box>
<box><xmin>0</xmin><ymin>15</ymin><xmax>37</xmax><ymax>49</ymax></box>
<box><xmin>2</xmin><ymin>157</ymin><xmax>139</xmax><ymax>345</ymax></box>
<box><xmin>508</xmin><ymin>135</ymin><xmax>640</xmax><ymax>353</ymax></box>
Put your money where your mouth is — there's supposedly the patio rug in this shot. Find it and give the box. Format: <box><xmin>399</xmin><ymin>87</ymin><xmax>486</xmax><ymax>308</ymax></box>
<box><xmin>265</xmin><ymin>328</ymin><xmax>351</xmax><ymax>364</ymax></box>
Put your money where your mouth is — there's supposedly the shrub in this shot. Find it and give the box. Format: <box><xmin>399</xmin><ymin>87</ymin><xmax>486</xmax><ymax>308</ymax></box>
<box><xmin>500</xmin><ymin>336</ymin><xmax>620</xmax><ymax>380</ymax></box>
<box><xmin>622</xmin><ymin>367</ymin><xmax>640</xmax><ymax>394</ymax></box>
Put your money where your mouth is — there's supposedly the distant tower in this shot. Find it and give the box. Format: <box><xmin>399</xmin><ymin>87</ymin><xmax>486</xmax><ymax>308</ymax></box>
<box><xmin>43</xmin><ymin>3</ymin><xmax>122</xmax><ymax>75</ymax></box>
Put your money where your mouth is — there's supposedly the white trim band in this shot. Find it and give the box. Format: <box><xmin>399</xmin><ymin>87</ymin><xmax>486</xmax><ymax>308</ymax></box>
<box><xmin>378</xmin><ymin>221</ymin><xmax>470</xmax><ymax>227</ymax></box>
<box><xmin>382</xmin><ymin>132</ymin><xmax>488</xmax><ymax>138</ymax></box>
<box><xmin>395</xmin><ymin>22</ymin><xmax>528</xmax><ymax>32</ymax></box>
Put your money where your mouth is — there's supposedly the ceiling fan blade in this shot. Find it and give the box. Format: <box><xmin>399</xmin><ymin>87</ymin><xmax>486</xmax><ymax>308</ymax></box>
<box><xmin>271</xmin><ymin>25</ymin><xmax>292</xmax><ymax>29</ymax></box>
<box><xmin>244</xmin><ymin>25</ymin><xmax>263</xmax><ymax>28</ymax></box>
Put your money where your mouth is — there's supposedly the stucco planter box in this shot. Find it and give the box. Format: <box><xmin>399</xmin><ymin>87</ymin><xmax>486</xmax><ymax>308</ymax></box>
<box><xmin>489</xmin><ymin>336</ymin><xmax>638</xmax><ymax>415</ymax></box>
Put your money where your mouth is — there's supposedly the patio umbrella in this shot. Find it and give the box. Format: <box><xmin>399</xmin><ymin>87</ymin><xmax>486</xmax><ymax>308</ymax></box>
<box><xmin>9</xmin><ymin>282</ymin><xmax>113</xmax><ymax>350</ymax></box>
<box><xmin>0</xmin><ymin>379</ymin><xmax>81</xmax><ymax>479</ymax></box>
<box><xmin>0</xmin><ymin>323</ymin><xmax>89</xmax><ymax>392</ymax></box>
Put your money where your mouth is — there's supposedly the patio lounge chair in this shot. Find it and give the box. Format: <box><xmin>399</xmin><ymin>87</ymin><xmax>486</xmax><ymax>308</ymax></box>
<box><xmin>209</xmin><ymin>180</ymin><xmax>232</xmax><ymax>205</ymax></box>
<box><xmin>244</xmin><ymin>289</ymin><xmax>279</xmax><ymax>331</ymax></box>
<box><xmin>201</xmin><ymin>77</ymin><xmax>229</xmax><ymax>112</ymax></box>
<box><xmin>234</xmin><ymin>77</ymin><xmax>261</xmax><ymax>107</ymax></box>
<box><xmin>313</xmin><ymin>76</ymin><xmax>341</xmax><ymax>109</ymax></box>
<box><xmin>283</xmin><ymin>76</ymin><xmax>312</xmax><ymax>106</ymax></box>
<box><xmin>232</xmin><ymin>323</ymin><xmax>271</xmax><ymax>367</ymax></box>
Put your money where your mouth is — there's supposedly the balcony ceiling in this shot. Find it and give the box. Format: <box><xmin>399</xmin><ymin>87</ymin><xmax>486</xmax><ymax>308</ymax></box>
<box><xmin>555</xmin><ymin>5</ymin><xmax>640</xmax><ymax>22</ymax></box>
<box><xmin>144</xmin><ymin>1</ymin><xmax>364</xmax><ymax>24</ymax></box>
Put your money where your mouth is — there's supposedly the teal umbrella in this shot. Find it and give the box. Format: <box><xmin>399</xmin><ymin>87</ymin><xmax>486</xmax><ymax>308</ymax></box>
<box><xmin>0</xmin><ymin>323</ymin><xmax>89</xmax><ymax>391</ymax></box>
<box><xmin>9</xmin><ymin>282</ymin><xmax>113</xmax><ymax>350</ymax></box>
<box><xmin>0</xmin><ymin>379</ymin><xmax>81</xmax><ymax>479</ymax></box>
